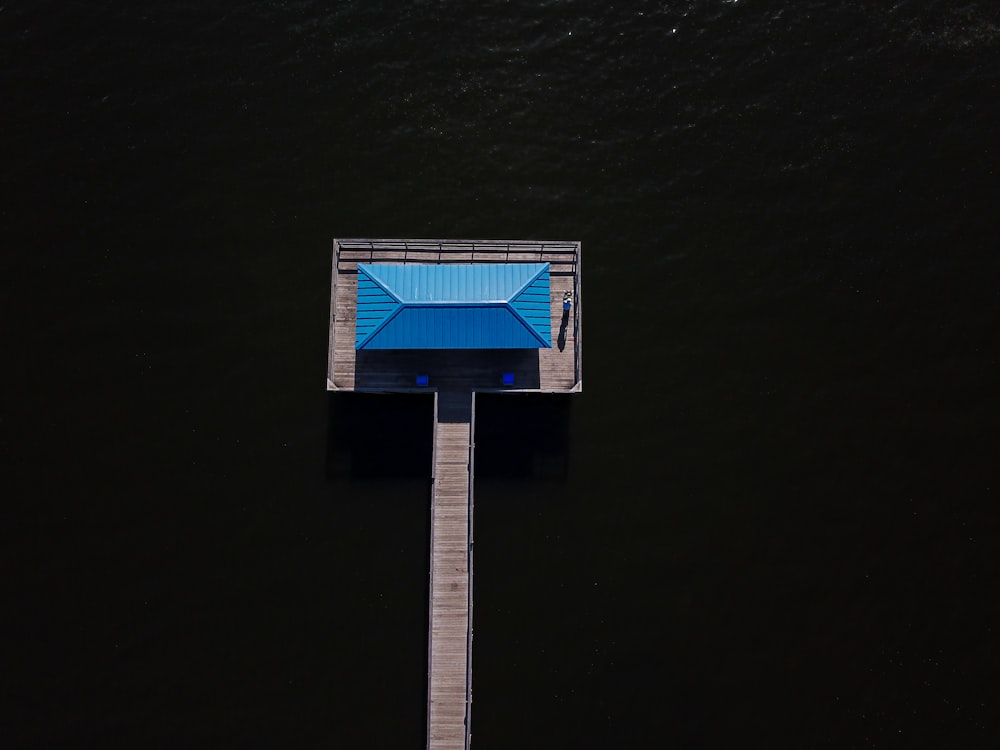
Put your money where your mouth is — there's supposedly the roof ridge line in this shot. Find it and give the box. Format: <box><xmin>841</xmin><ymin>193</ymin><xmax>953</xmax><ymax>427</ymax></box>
<box><xmin>356</xmin><ymin>263</ymin><xmax>403</xmax><ymax>303</ymax></box>
<box><xmin>505</xmin><ymin>301</ymin><xmax>552</xmax><ymax>348</ymax></box>
<box><xmin>356</xmin><ymin>304</ymin><xmax>405</xmax><ymax>350</ymax></box>
<box><xmin>355</xmin><ymin>265</ymin><xmax>403</xmax><ymax>350</ymax></box>
<box><xmin>508</xmin><ymin>262</ymin><xmax>549</xmax><ymax>301</ymax></box>
<box><xmin>507</xmin><ymin>263</ymin><xmax>552</xmax><ymax>348</ymax></box>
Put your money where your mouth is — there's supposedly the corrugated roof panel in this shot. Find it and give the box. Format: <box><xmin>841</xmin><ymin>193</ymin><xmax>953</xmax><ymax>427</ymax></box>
<box><xmin>360</xmin><ymin>306</ymin><xmax>544</xmax><ymax>349</ymax></box>
<box><xmin>355</xmin><ymin>266</ymin><xmax>402</xmax><ymax>348</ymax></box>
<box><xmin>510</xmin><ymin>266</ymin><xmax>552</xmax><ymax>346</ymax></box>
<box><xmin>366</xmin><ymin>263</ymin><xmax>545</xmax><ymax>303</ymax></box>
<box><xmin>355</xmin><ymin>263</ymin><xmax>552</xmax><ymax>349</ymax></box>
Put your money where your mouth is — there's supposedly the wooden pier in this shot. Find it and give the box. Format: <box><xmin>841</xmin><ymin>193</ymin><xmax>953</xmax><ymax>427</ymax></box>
<box><xmin>427</xmin><ymin>390</ymin><xmax>474</xmax><ymax>749</ymax></box>
<box><xmin>327</xmin><ymin>239</ymin><xmax>581</xmax><ymax>749</ymax></box>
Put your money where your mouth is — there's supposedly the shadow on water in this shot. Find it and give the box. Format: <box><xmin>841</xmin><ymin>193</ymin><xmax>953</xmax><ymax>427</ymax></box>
<box><xmin>473</xmin><ymin>393</ymin><xmax>572</xmax><ymax>480</ymax></box>
<box><xmin>327</xmin><ymin>392</ymin><xmax>573</xmax><ymax>481</ymax></box>
<box><xmin>326</xmin><ymin>392</ymin><xmax>434</xmax><ymax>480</ymax></box>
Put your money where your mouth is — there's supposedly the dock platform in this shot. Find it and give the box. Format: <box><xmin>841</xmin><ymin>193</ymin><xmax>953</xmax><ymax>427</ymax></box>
<box><xmin>326</xmin><ymin>239</ymin><xmax>581</xmax><ymax>749</ymax></box>
<box><xmin>427</xmin><ymin>390</ymin><xmax>474</xmax><ymax>749</ymax></box>
<box><xmin>327</xmin><ymin>239</ymin><xmax>582</xmax><ymax>394</ymax></box>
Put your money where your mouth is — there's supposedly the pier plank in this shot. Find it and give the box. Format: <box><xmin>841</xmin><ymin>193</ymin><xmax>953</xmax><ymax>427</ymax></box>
<box><xmin>427</xmin><ymin>391</ymin><xmax>474</xmax><ymax>749</ymax></box>
<box><xmin>326</xmin><ymin>239</ymin><xmax>581</xmax><ymax>749</ymax></box>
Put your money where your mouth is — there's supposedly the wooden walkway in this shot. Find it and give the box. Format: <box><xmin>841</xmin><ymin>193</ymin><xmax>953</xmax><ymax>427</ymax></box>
<box><xmin>325</xmin><ymin>239</ymin><xmax>582</xmax><ymax>749</ymax></box>
<box><xmin>427</xmin><ymin>390</ymin><xmax>474</xmax><ymax>750</ymax></box>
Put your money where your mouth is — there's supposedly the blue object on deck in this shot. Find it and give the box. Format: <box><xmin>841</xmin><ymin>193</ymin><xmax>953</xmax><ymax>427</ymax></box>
<box><xmin>502</xmin><ymin>372</ymin><xmax>515</xmax><ymax>385</ymax></box>
<box><xmin>416</xmin><ymin>374</ymin><xmax>429</xmax><ymax>386</ymax></box>
<box><xmin>355</xmin><ymin>263</ymin><xmax>552</xmax><ymax>350</ymax></box>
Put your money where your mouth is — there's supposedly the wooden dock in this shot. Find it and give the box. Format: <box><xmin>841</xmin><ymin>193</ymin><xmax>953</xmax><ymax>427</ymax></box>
<box><xmin>327</xmin><ymin>239</ymin><xmax>582</xmax><ymax>394</ymax></box>
<box><xmin>427</xmin><ymin>390</ymin><xmax>474</xmax><ymax>750</ymax></box>
<box><xmin>326</xmin><ymin>239</ymin><xmax>581</xmax><ymax>749</ymax></box>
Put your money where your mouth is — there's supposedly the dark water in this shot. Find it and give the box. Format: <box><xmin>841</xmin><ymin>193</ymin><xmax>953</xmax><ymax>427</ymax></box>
<box><xmin>4</xmin><ymin>1</ymin><xmax>999</xmax><ymax>747</ymax></box>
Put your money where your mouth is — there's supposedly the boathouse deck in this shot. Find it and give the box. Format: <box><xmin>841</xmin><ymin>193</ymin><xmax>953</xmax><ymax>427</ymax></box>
<box><xmin>326</xmin><ymin>239</ymin><xmax>581</xmax><ymax>750</ymax></box>
<box><xmin>327</xmin><ymin>239</ymin><xmax>582</xmax><ymax>394</ymax></box>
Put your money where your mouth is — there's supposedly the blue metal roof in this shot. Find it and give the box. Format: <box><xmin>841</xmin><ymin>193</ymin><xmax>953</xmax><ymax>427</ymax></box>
<box><xmin>355</xmin><ymin>263</ymin><xmax>552</xmax><ymax>350</ymax></box>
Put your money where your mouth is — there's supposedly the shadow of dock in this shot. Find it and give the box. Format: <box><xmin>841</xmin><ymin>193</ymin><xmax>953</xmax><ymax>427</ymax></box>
<box><xmin>326</xmin><ymin>391</ymin><xmax>572</xmax><ymax>482</ymax></box>
<box><xmin>326</xmin><ymin>393</ymin><xmax>433</xmax><ymax>480</ymax></box>
<box><xmin>473</xmin><ymin>394</ymin><xmax>572</xmax><ymax>480</ymax></box>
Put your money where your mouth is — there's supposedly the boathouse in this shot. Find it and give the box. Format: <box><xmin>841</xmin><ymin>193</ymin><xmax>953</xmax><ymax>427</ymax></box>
<box><xmin>355</xmin><ymin>262</ymin><xmax>552</xmax><ymax>350</ymax></box>
<box><xmin>327</xmin><ymin>239</ymin><xmax>581</xmax><ymax>750</ymax></box>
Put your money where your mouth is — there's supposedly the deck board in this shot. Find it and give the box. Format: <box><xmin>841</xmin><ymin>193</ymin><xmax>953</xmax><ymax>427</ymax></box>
<box><xmin>326</xmin><ymin>239</ymin><xmax>581</xmax><ymax>750</ymax></box>
<box><xmin>327</xmin><ymin>239</ymin><xmax>581</xmax><ymax>394</ymax></box>
<box><xmin>428</xmin><ymin>391</ymin><xmax>474</xmax><ymax>750</ymax></box>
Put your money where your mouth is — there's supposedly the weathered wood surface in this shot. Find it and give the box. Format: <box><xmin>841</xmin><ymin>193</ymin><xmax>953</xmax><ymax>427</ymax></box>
<box><xmin>427</xmin><ymin>390</ymin><xmax>474</xmax><ymax>750</ymax></box>
<box><xmin>330</xmin><ymin>263</ymin><xmax>357</xmax><ymax>390</ymax></box>
<box><xmin>323</xmin><ymin>239</ymin><xmax>582</xmax><ymax>749</ymax></box>
<box><xmin>327</xmin><ymin>239</ymin><xmax>581</xmax><ymax>393</ymax></box>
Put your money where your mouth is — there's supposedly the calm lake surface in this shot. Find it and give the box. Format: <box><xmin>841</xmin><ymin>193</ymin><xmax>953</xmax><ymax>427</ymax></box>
<box><xmin>3</xmin><ymin>1</ymin><xmax>998</xmax><ymax>747</ymax></box>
